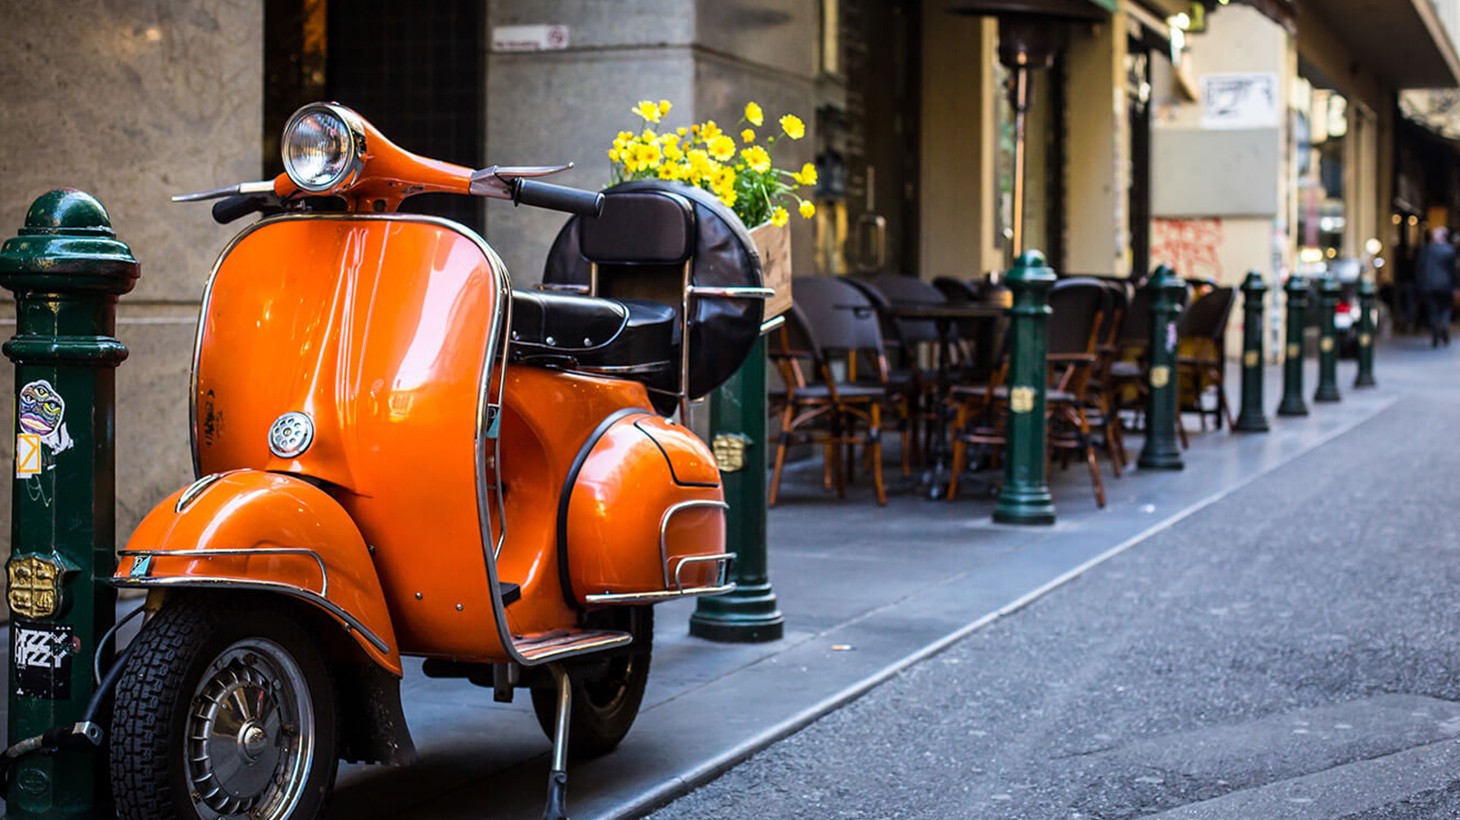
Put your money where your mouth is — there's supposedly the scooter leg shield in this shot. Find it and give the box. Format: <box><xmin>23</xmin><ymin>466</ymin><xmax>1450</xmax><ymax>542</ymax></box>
<box><xmin>113</xmin><ymin>469</ymin><xmax>402</xmax><ymax>675</ymax></box>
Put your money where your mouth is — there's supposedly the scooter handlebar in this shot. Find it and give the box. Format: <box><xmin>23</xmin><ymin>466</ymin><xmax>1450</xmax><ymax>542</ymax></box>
<box><xmin>512</xmin><ymin>179</ymin><xmax>604</xmax><ymax>217</ymax></box>
<box><xmin>212</xmin><ymin>195</ymin><xmax>266</xmax><ymax>225</ymax></box>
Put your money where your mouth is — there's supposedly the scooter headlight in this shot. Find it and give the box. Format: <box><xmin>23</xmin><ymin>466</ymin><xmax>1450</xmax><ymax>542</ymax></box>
<box><xmin>281</xmin><ymin>103</ymin><xmax>365</xmax><ymax>193</ymax></box>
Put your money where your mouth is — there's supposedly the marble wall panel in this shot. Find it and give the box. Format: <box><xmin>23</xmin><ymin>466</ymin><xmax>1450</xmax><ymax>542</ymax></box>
<box><xmin>0</xmin><ymin>0</ymin><xmax>263</xmax><ymax>304</ymax></box>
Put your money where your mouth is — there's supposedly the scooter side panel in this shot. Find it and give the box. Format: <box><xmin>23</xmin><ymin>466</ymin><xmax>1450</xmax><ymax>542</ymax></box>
<box><xmin>114</xmin><ymin>470</ymin><xmax>402</xmax><ymax>674</ymax></box>
<box><xmin>194</xmin><ymin>216</ymin><xmax>512</xmax><ymax>660</ymax></box>
<box><xmin>493</xmin><ymin>366</ymin><xmax>657</xmax><ymax>637</ymax></box>
<box><xmin>565</xmin><ymin>415</ymin><xmax>728</xmax><ymax>602</ymax></box>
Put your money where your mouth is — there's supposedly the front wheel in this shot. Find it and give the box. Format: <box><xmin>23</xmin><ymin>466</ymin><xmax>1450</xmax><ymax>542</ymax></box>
<box><xmin>110</xmin><ymin>596</ymin><xmax>338</xmax><ymax>820</ymax></box>
<box><xmin>530</xmin><ymin>606</ymin><xmax>653</xmax><ymax>758</ymax></box>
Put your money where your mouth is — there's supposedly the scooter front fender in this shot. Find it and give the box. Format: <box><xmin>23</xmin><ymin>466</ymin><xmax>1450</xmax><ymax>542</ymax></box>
<box><xmin>114</xmin><ymin>470</ymin><xmax>401</xmax><ymax>674</ymax></box>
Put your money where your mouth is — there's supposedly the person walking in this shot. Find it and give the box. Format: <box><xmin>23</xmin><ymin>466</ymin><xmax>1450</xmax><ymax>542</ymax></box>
<box><xmin>1415</xmin><ymin>226</ymin><xmax>1457</xmax><ymax>347</ymax></box>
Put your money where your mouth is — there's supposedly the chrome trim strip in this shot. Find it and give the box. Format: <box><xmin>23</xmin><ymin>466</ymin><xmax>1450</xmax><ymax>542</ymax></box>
<box><xmin>119</xmin><ymin>547</ymin><xmax>330</xmax><ymax>597</ymax></box>
<box><xmin>111</xmin><ymin>576</ymin><xmax>390</xmax><ymax>655</ymax></box>
<box><xmin>536</xmin><ymin>283</ymin><xmax>590</xmax><ymax>294</ymax></box>
<box><xmin>173</xmin><ymin>472</ymin><xmax>231</xmax><ymax>513</ymax></box>
<box><xmin>671</xmin><ymin>552</ymin><xmax>734</xmax><ymax>589</ymax></box>
<box><xmin>583</xmin><ymin>582</ymin><xmax>736</xmax><ymax>605</ymax></box>
<box><xmin>686</xmin><ymin>286</ymin><xmax>775</xmax><ymax>300</ymax></box>
<box><xmin>759</xmin><ymin>315</ymin><xmax>787</xmax><ymax>335</ymax></box>
<box><xmin>574</xmin><ymin>362</ymin><xmax>672</xmax><ymax>375</ymax></box>
<box><xmin>658</xmin><ymin>500</ymin><xmax>730</xmax><ymax>587</ymax></box>
<box><xmin>515</xmin><ymin>632</ymin><xmax>634</xmax><ymax>663</ymax></box>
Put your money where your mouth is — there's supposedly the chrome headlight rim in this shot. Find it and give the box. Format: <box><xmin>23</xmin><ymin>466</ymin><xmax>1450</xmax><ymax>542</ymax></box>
<box><xmin>281</xmin><ymin>102</ymin><xmax>367</xmax><ymax>194</ymax></box>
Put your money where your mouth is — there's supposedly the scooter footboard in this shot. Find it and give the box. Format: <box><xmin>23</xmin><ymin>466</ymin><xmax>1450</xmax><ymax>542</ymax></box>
<box><xmin>113</xmin><ymin>470</ymin><xmax>402</xmax><ymax>674</ymax></box>
<box><xmin>563</xmin><ymin>413</ymin><xmax>735</xmax><ymax>604</ymax></box>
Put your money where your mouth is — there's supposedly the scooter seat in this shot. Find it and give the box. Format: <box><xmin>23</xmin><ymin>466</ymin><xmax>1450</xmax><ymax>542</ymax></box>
<box><xmin>509</xmin><ymin>290</ymin><xmax>678</xmax><ymax>394</ymax></box>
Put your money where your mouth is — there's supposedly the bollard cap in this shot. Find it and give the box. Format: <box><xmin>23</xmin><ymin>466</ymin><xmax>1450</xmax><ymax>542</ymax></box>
<box><xmin>1318</xmin><ymin>273</ymin><xmax>1342</xmax><ymax>294</ymax></box>
<box><xmin>1145</xmin><ymin>264</ymin><xmax>1186</xmax><ymax>295</ymax></box>
<box><xmin>1283</xmin><ymin>273</ymin><xmax>1309</xmax><ymax>293</ymax></box>
<box><xmin>1004</xmin><ymin>249</ymin><xmax>1056</xmax><ymax>289</ymax></box>
<box><xmin>1357</xmin><ymin>275</ymin><xmax>1375</xmax><ymax>295</ymax></box>
<box><xmin>0</xmin><ymin>189</ymin><xmax>140</xmax><ymax>296</ymax></box>
<box><xmin>1240</xmin><ymin>270</ymin><xmax>1267</xmax><ymax>293</ymax></box>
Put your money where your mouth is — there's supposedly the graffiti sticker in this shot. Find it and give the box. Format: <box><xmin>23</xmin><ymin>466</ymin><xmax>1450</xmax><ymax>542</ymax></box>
<box><xmin>11</xmin><ymin>621</ymin><xmax>75</xmax><ymax>700</ymax></box>
<box><xmin>18</xmin><ymin>380</ymin><xmax>72</xmax><ymax>457</ymax></box>
<box><xmin>14</xmin><ymin>434</ymin><xmax>40</xmax><ymax>477</ymax></box>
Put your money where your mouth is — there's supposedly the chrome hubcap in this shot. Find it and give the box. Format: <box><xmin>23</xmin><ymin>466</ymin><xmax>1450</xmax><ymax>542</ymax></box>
<box><xmin>185</xmin><ymin>640</ymin><xmax>314</xmax><ymax>820</ymax></box>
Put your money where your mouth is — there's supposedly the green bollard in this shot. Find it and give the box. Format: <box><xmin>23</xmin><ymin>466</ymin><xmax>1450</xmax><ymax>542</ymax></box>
<box><xmin>690</xmin><ymin>335</ymin><xmax>783</xmax><ymax>642</ymax></box>
<box><xmin>0</xmin><ymin>190</ymin><xmax>139</xmax><ymax>818</ymax></box>
<box><xmin>1276</xmin><ymin>275</ymin><xmax>1310</xmax><ymax>417</ymax></box>
<box><xmin>1354</xmin><ymin>276</ymin><xmax>1377</xmax><ymax>388</ymax></box>
<box><xmin>1314</xmin><ymin>274</ymin><xmax>1341</xmax><ymax>403</ymax></box>
<box><xmin>993</xmin><ymin>251</ymin><xmax>1056</xmax><ymax>526</ymax></box>
<box><xmin>1138</xmin><ymin>265</ymin><xmax>1185</xmax><ymax>470</ymax></box>
<box><xmin>1233</xmin><ymin>271</ymin><xmax>1270</xmax><ymax>433</ymax></box>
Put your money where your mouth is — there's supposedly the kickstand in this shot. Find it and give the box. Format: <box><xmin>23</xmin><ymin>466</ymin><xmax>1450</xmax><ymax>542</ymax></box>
<box><xmin>542</xmin><ymin>664</ymin><xmax>572</xmax><ymax>820</ymax></box>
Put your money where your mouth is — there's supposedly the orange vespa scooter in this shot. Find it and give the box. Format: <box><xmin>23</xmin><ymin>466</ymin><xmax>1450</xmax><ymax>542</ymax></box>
<box><xmin>104</xmin><ymin>102</ymin><xmax>770</xmax><ymax>820</ymax></box>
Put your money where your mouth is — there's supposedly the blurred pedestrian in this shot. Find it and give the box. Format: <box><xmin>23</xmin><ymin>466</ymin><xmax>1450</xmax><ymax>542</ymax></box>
<box><xmin>1416</xmin><ymin>226</ymin><xmax>1457</xmax><ymax>347</ymax></box>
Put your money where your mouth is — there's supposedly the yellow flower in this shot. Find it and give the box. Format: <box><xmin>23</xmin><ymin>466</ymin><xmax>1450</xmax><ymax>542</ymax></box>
<box><xmin>677</xmin><ymin>126</ymin><xmax>688</xmax><ymax>137</ymax></box>
<box><xmin>720</xmin><ymin>189</ymin><xmax>739</xmax><ymax>208</ymax></box>
<box><xmin>799</xmin><ymin>200</ymin><xmax>816</xmax><ymax>219</ymax></box>
<box><xmin>634</xmin><ymin>141</ymin><xmax>662</xmax><ymax>168</ymax></box>
<box><xmin>779</xmin><ymin>114</ymin><xmax>805</xmax><ymax>140</ymax></box>
<box><xmin>664</xmin><ymin>141</ymin><xmax>684</xmax><ymax>161</ymax></box>
<box><xmin>745</xmin><ymin>102</ymin><xmax>764</xmax><ymax>126</ymax></box>
<box><xmin>741</xmin><ymin>128</ymin><xmax>756</xmax><ymax>143</ymax></box>
<box><xmin>658</xmin><ymin>162</ymin><xmax>682</xmax><ymax>181</ymax></box>
<box><xmin>634</xmin><ymin>100</ymin><xmax>662</xmax><ymax>123</ymax></box>
<box><xmin>740</xmin><ymin>145</ymin><xmax>771</xmax><ymax>173</ymax></box>
<box><xmin>658</xmin><ymin>99</ymin><xmax>673</xmax><ymax>117</ymax></box>
<box><xmin>792</xmin><ymin>162</ymin><xmax>818</xmax><ymax>186</ymax></box>
<box><xmin>708</xmin><ymin>134</ymin><xmax>736</xmax><ymax>161</ymax></box>
<box><xmin>700</xmin><ymin>120</ymin><xmax>722</xmax><ymax>140</ymax></box>
<box><xmin>770</xmin><ymin>205</ymin><xmax>789</xmax><ymax>227</ymax></box>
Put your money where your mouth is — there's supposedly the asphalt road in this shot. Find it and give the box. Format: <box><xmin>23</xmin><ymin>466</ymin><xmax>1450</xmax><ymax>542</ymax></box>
<box><xmin>651</xmin><ymin>374</ymin><xmax>1460</xmax><ymax>818</ymax></box>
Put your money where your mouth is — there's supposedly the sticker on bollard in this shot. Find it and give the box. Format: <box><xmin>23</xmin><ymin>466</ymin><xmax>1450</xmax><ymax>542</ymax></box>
<box><xmin>11</xmin><ymin>621</ymin><xmax>77</xmax><ymax>700</ymax></box>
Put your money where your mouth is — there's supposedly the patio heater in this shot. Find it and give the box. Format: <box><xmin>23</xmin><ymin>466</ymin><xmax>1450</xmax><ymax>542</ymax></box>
<box><xmin>946</xmin><ymin>0</ymin><xmax>1102</xmax><ymax>256</ymax></box>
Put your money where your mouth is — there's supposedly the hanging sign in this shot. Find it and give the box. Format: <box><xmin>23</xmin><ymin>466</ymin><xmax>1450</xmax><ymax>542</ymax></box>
<box><xmin>1200</xmin><ymin>73</ymin><xmax>1279</xmax><ymax>130</ymax></box>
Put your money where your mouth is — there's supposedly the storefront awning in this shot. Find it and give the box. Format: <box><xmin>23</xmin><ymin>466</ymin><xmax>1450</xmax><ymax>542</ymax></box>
<box><xmin>1300</xmin><ymin>0</ymin><xmax>1460</xmax><ymax>89</ymax></box>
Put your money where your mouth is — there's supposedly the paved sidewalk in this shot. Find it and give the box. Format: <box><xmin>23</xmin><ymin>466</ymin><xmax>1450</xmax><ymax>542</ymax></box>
<box><xmin>0</xmin><ymin>344</ymin><xmax>1420</xmax><ymax>820</ymax></box>
<box><xmin>324</xmin><ymin>350</ymin><xmax>1404</xmax><ymax>819</ymax></box>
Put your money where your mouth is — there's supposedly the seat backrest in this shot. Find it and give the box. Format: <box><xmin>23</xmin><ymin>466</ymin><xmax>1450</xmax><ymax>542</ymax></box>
<box><xmin>1048</xmin><ymin>278</ymin><xmax>1109</xmax><ymax>356</ymax></box>
<box><xmin>853</xmin><ymin>273</ymin><xmax>945</xmax><ymax>347</ymax></box>
<box><xmin>579</xmin><ymin>190</ymin><xmax>696</xmax><ymax>310</ymax></box>
<box><xmin>790</xmin><ymin>276</ymin><xmax>884</xmax><ymax>358</ymax></box>
<box><xmin>1177</xmin><ymin>286</ymin><xmax>1236</xmax><ymax>343</ymax></box>
<box><xmin>933</xmin><ymin>276</ymin><xmax>982</xmax><ymax>302</ymax></box>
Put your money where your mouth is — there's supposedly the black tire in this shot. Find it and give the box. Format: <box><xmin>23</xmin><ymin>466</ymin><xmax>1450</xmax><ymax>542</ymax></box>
<box><xmin>530</xmin><ymin>606</ymin><xmax>653</xmax><ymax>758</ymax></box>
<box><xmin>110</xmin><ymin>595</ymin><xmax>338</xmax><ymax>820</ymax></box>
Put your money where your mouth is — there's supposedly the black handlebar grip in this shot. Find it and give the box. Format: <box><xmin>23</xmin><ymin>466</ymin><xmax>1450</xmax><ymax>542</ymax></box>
<box><xmin>212</xmin><ymin>195</ymin><xmax>263</xmax><ymax>225</ymax></box>
<box><xmin>513</xmin><ymin>179</ymin><xmax>605</xmax><ymax>217</ymax></box>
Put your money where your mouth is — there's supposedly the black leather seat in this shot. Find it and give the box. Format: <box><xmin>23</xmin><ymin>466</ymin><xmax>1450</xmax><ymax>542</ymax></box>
<box><xmin>509</xmin><ymin>290</ymin><xmax>678</xmax><ymax>395</ymax></box>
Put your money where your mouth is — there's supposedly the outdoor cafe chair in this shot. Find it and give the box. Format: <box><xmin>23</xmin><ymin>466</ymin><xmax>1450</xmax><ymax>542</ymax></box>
<box><xmin>1175</xmin><ymin>285</ymin><xmax>1237</xmax><ymax>433</ymax></box>
<box><xmin>769</xmin><ymin>275</ymin><xmax>902</xmax><ymax>506</ymax></box>
<box><xmin>851</xmin><ymin>273</ymin><xmax>977</xmax><ymax>470</ymax></box>
<box><xmin>1045</xmin><ymin>277</ymin><xmax>1111</xmax><ymax>507</ymax></box>
<box><xmin>946</xmin><ymin>277</ymin><xmax>1110</xmax><ymax>508</ymax></box>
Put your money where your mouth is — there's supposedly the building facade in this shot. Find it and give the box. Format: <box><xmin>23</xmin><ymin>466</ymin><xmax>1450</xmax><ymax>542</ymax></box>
<box><xmin>1</xmin><ymin>0</ymin><xmax>1458</xmax><ymax>552</ymax></box>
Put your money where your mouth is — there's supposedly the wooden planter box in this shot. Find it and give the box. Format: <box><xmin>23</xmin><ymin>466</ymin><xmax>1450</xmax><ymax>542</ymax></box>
<box><xmin>748</xmin><ymin>221</ymin><xmax>793</xmax><ymax>320</ymax></box>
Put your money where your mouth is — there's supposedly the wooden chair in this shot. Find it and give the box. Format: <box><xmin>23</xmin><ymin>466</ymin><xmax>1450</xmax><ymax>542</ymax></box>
<box><xmin>1176</xmin><ymin>286</ymin><xmax>1237</xmax><ymax>432</ymax></box>
<box><xmin>946</xmin><ymin>278</ymin><xmax>1110</xmax><ymax>508</ymax></box>
<box><xmin>848</xmin><ymin>274</ymin><xmax>951</xmax><ymax>471</ymax></box>
<box><xmin>769</xmin><ymin>276</ymin><xmax>899</xmax><ymax>506</ymax></box>
<box><xmin>1045</xmin><ymin>278</ymin><xmax>1111</xmax><ymax>508</ymax></box>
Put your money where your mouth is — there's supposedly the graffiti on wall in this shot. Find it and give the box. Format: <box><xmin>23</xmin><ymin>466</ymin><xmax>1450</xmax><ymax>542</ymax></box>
<box><xmin>1150</xmin><ymin>218</ymin><xmax>1224</xmax><ymax>281</ymax></box>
